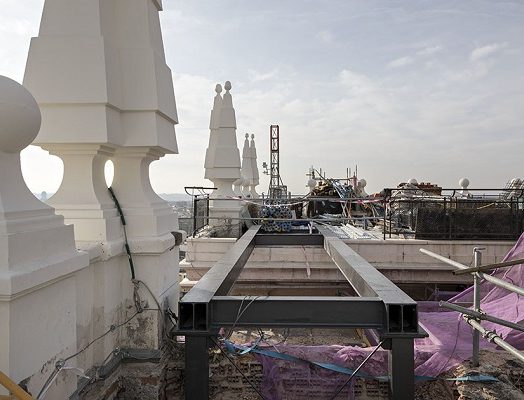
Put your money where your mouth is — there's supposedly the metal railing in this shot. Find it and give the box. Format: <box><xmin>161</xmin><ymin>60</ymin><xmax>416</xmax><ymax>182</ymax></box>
<box><xmin>420</xmin><ymin>247</ymin><xmax>524</xmax><ymax>365</ymax></box>
<box><xmin>179</xmin><ymin>188</ymin><xmax>524</xmax><ymax>241</ymax></box>
<box><xmin>384</xmin><ymin>189</ymin><xmax>524</xmax><ymax>240</ymax></box>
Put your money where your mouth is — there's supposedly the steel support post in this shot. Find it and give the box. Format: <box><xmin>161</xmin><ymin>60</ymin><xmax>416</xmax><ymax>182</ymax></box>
<box><xmin>472</xmin><ymin>247</ymin><xmax>484</xmax><ymax>367</ymax></box>
<box><xmin>388</xmin><ymin>338</ymin><xmax>415</xmax><ymax>400</ymax></box>
<box><xmin>185</xmin><ymin>336</ymin><xmax>209</xmax><ymax>400</ymax></box>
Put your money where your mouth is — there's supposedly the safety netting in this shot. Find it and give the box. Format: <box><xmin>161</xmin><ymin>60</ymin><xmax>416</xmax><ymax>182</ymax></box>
<box><xmin>249</xmin><ymin>232</ymin><xmax>524</xmax><ymax>399</ymax></box>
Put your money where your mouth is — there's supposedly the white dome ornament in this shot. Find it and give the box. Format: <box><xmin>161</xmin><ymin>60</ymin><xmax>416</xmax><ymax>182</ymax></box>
<box><xmin>0</xmin><ymin>76</ymin><xmax>41</xmax><ymax>153</ymax></box>
<box><xmin>0</xmin><ymin>76</ymin><xmax>64</xmax><ymax>233</ymax></box>
<box><xmin>0</xmin><ymin>77</ymin><xmax>44</xmax><ymax>209</ymax></box>
<box><xmin>459</xmin><ymin>178</ymin><xmax>470</xmax><ymax>197</ymax></box>
<box><xmin>0</xmin><ymin>76</ymin><xmax>48</xmax><ymax>222</ymax></box>
<box><xmin>307</xmin><ymin>178</ymin><xmax>317</xmax><ymax>191</ymax></box>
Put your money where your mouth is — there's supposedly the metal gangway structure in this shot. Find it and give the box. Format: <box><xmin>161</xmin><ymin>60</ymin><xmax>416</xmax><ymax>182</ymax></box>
<box><xmin>177</xmin><ymin>224</ymin><xmax>426</xmax><ymax>400</ymax></box>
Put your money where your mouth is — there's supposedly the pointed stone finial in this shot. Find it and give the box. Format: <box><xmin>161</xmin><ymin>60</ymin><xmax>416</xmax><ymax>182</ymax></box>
<box><xmin>223</xmin><ymin>81</ymin><xmax>233</xmax><ymax>107</ymax></box>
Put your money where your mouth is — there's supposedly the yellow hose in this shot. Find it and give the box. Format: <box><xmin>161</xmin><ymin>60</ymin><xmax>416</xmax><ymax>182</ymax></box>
<box><xmin>0</xmin><ymin>372</ymin><xmax>33</xmax><ymax>400</ymax></box>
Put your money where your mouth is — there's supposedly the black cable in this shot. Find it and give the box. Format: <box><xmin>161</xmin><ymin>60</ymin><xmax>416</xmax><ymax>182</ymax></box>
<box><xmin>328</xmin><ymin>339</ymin><xmax>385</xmax><ymax>400</ymax></box>
<box><xmin>211</xmin><ymin>337</ymin><xmax>265</xmax><ymax>400</ymax></box>
<box><xmin>63</xmin><ymin>310</ymin><xmax>141</xmax><ymax>364</ymax></box>
<box><xmin>108</xmin><ymin>187</ymin><xmax>136</xmax><ymax>280</ymax></box>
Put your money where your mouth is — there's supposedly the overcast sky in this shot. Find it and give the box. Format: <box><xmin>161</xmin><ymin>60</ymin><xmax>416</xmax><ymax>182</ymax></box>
<box><xmin>2</xmin><ymin>0</ymin><xmax>523</xmax><ymax>195</ymax></box>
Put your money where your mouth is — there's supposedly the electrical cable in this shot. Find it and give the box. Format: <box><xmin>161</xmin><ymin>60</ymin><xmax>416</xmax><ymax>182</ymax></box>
<box><xmin>211</xmin><ymin>337</ymin><xmax>265</xmax><ymax>400</ymax></box>
<box><xmin>108</xmin><ymin>187</ymin><xmax>136</xmax><ymax>280</ymax></box>
<box><xmin>328</xmin><ymin>339</ymin><xmax>385</xmax><ymax>400</ymax></box>
<box><xmin>224</xmin><ymin>296</ymin><xmax>261</xmax><ymax>340</ymax></box>
<box><xmin>63</xmin><ymin>310</ymin><xmax>141</xmax><ymax>364</ymax></box>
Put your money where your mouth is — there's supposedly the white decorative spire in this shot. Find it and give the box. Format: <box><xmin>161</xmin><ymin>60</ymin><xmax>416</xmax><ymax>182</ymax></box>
<box><xmin>241</xmin><ymin>133</ymin><xmax>254</xmax><ymax>197</ymax></box>
<box><xmin>249</xmin><ymin>134</ymin><xmax>260</xmax><ymax>198</ymax></box>
<box><xmin>203</xmin><ymin>81</ymin><xmax>241</xmax><ymax>198</ymax></box>
<box><xmin>24</xmin><ymin>0</ymin><xmax>179</xmax><ymax>242</ymax></box>
<box><xmin>204</xmin><ymin>84</ymin><xmax>223</xmax><ymax>175</ymax></box>
<box><xmin>203</xmin><ymin>81</ymin><xmax>242</xmax><ymax>231</ymax></box>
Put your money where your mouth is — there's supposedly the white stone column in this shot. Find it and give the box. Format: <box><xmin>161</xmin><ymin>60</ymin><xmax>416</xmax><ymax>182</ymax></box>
<box><xmin>0</xmin><ymin>76</ymin><xmax>88</xmax><ymax>398</ymax></box>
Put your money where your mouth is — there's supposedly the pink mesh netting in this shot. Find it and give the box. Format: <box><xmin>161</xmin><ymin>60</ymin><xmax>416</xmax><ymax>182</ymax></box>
<box><xmin>254</xmin><ymin>233</ymin><xmax>524</xmax><ymax>399</ymax></box>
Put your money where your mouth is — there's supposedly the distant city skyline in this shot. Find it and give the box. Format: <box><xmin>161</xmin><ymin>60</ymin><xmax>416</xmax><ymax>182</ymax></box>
<box><xmin>2</xmin><ymin>1</ymin><xmax>523</xmax><ymax>196</ymax></box>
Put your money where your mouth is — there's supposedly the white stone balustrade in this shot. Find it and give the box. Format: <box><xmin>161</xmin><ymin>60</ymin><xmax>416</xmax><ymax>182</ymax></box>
<box><xmin>0</xmin><ymin>76</ymin><xmax>89</xmax><ymax>398</ymax></box>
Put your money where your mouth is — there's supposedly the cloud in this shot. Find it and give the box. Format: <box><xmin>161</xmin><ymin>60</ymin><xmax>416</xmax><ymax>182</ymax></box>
<box><xmin>387</xmin><ymin>56</ymin><xmax>415</xmax><ymax>69</ymax></box>
<box><xmin>316</xmin><ymin>30</ymin><xmax>334</xmax><ymax>45</ymax></box>
<box><xmin>470</xmin><ymin>43</ymin><xmax>507</xmax><ymax>61</ymax></box>
<box><xmin>247</xmin><ymin>68</ymin><xmax>279</xmax><ymax>82</ymax></box>
<box><xmin>417</xmin><ymin>45</ymin><xmax>443</xmax><ymax>56</ymax></box>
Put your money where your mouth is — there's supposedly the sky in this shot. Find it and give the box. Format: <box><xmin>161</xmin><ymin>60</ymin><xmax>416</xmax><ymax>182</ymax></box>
<box><xmin>1</xmin><ymin>0</ymin><xmax>524</xmax><ymax>195</ymax></box>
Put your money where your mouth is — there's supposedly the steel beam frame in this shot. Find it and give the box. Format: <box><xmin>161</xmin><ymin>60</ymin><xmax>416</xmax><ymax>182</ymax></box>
<box><xmin>179</xmin><ymin>224</ymin><xmax>424</xmax><ymax>400</ymax></box>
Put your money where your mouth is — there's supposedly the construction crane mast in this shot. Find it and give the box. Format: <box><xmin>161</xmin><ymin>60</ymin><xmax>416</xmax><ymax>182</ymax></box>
<box><xmin>269</xmin><ymin>125</ymin><xmax>288</xmax><ymax>199</ymax></box>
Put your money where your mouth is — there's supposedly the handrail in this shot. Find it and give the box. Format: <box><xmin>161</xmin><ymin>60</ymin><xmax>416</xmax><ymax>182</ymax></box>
<box><xmin>0</xmin><ymin>371</ymin><xmax>34</xmax><ymax>400</ymax></box>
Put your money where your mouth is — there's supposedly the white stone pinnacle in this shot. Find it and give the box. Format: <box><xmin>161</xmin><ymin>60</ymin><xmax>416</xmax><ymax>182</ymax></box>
<box><xmin>249</xmin><ymin>134</ymin><xmax>260</xmax><ymax>198</ymax></box>
<box><xmin>241</xmin><ymin>133</ymin><xmax>254</xmax><ymax>197</ymax></box>
<box><xmin>204</xmin><ymin>81</ymin><xmax>242</xmax><ymax>226</ymax></box>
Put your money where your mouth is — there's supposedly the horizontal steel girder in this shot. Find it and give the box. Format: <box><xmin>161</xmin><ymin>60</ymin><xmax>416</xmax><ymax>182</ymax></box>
<box><xmin>181</xmin><ymin>225</ymin><xmax>260</xmax><ymax>305</ymax></box>
<box><xmin>254</xmin><ymin>233</ymin><xmax>324</xmax><ymax>246</ymax></box>
<box><xmin>210</xmin><ymin>296</ymin><xmax>385</xmax><ymax>329</ymax></box>
<box><xmin>317</xmin><ymin>225</ymin><xmax>419</xmax><ymax>335</ymax></box>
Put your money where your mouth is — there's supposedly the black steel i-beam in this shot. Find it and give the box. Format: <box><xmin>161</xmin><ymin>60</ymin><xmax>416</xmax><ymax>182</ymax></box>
<box><xmin>211</xmin><ymin>296</ymin><xmax>384</xmax><ymax>329</ymax></box>
<box><xmin>318</xmin><ymin>225</ymin><xmax>419</xmax><ymax>337</ymax></box>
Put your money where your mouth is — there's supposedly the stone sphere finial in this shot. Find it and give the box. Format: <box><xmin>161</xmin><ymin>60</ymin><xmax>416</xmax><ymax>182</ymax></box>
<box><xmin>215</xmin><ymin>84</ymin><xmax>222</xmax><ymax>94</ymax></box>
<box><xmin>224</xmin><ymin>81</ymin><xmax>232</xmax><ymax>91</ymax></box>
<box><xmin>251</xmin><ymin>134</ymin><xmax>255</xmax><ymax>140</ymax></box>
<box><xmin>245</xmin><ymin>133</ymin><xmax>249</xmax><ymax>139</ymax></box>
<box><xmin>0</xmin><ymin>76</ymin><xmax>41</xmax><ymax>153</ymax></box>
<box><xmin>459</xmin><ymin>177</ymin><xmax>470</xmax><ymax>189</ymax></box>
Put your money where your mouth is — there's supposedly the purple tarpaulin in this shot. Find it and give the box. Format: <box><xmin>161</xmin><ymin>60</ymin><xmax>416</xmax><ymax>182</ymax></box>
<box><xmin>254</xmin><ymin>233</ymin><xmax>524</xmax><ymax>399</ymax></box>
